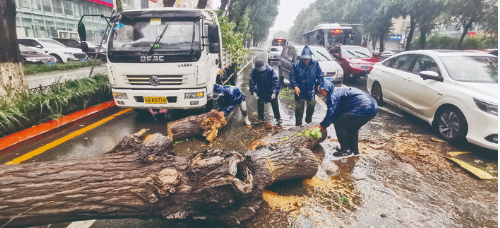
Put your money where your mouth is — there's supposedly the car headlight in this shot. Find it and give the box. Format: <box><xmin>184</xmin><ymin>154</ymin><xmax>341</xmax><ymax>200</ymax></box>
<box><xmin>349</xmin><ymin>63</ymin><xmax>362</xmax><ymax>69</ymax></box>
<box><xmin>337</xmin><ymin>68</ymin><xmax>344</xmax><ymax>77</ymax></box>
<box><xmin>64</xmin><ymin>52</ymin><xmax>73</xmax><ymax>54</ymax></box>
<box><xmin>474</xmin><ymin>98</ymin><xmax>498</xmax><ymax>116</ymax></box>
<box><xmin>185</xmin><ymin>92</ymin><xmax>204</xmax><ymax>99</ymax></box>
<box><xmin>322</xmin><ymin>72</ymin><xmax>327</xmax><ymax>77</ymax></box>
<box><xmin>113</xmin><ymin>92</ymin><xmax>128</xmax><ymax>99</ymax></box>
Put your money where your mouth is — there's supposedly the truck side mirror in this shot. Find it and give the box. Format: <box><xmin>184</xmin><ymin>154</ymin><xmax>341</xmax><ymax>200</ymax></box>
<box><xmin>77</xmin><ymin>22</ymin><xmax>86</xmax><ymax>42</ymax></box>
<box><xmin>209</xmin><ymin>43</ymin><xmax>220</xmax><ymax>53</ymax></box>
<box><xmin>208</xmin><ymin>25</ymin><xmax>220</xmax><ymax>44</ymax></box>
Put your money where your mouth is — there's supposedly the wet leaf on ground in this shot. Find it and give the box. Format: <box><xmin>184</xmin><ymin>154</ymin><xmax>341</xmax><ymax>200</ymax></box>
<box><xmin>448</xmin><ymin>151</ymin><xmax>469</xmax><ymax>157</ymax></box>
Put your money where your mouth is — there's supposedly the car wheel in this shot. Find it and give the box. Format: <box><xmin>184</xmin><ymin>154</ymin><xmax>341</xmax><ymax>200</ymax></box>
<box><xmin>50</xmin><ymin>54</ymin><xmax>63</xmax><ymax>63</ymax></box>
<box><xmin>435</xmin><ymin>106</ymin><xmax>468</xmax><ymax>143</ymax></box>
<box><xmin>371</xmin><ymin>82</ymin><xmax>384</xmax><ymax>105</ymax></box>
<box><xmin>278</xmin><ymin>67</ymin><xmax>284</xmax><ymax>82</ymax></box>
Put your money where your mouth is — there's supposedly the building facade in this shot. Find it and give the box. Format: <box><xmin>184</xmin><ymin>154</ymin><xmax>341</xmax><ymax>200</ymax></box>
<box><xmin>15</xmin><ymin>0</ymin><xmax>115</xmax><ymax>43</ymax></box>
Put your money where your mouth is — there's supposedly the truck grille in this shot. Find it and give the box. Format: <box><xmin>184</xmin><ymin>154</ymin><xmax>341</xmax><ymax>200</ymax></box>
<box><xmin>73</xmin><ymin>53</ymin><xmax>87</xmax><ymax>59</ymax></box>
<box><xmin>126</xmin><ymin>75</ymin><xmax>183</xmax><ymax>86</ymax></box>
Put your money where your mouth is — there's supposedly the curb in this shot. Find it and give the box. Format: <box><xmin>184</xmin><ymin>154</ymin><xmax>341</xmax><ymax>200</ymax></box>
<box><xmin>0</xmin><ymin>100</ymin><xmax>116</xmax><ymax>152</ymax></box>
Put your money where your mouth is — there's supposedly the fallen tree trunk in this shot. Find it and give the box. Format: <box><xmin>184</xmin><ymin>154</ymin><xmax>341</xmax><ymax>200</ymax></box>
<box><xmin>167</xmin><ymin>109</ymin><xmax>226</xmax><ymax>142</ymax></box>
<box><xmin>0</xmin><ymin>127</ymin><xmax>326</xmax><ymax>227</ymax></box>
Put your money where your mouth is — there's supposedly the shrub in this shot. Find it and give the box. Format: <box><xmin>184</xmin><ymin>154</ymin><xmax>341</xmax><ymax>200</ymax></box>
<box><xmin>23</xmin><ymin>60</ymin><xmax>103</xmax><ymax>75</ymax></box>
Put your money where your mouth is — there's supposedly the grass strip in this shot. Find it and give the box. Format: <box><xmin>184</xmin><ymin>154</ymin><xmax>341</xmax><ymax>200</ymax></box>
<box><xmin>23</xmin><ymin>60</ymin><xmax>103</xmax><ymax>75</ymax></box>
<box><xmin>0</xmin><ymin>74</ymin><xmax>111</xmax><ymax>137</ymax></box>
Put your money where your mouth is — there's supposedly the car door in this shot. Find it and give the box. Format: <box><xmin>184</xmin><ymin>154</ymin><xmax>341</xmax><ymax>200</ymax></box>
<box><xmin>279</xmin><ymin>47</ymin><xmax>289</xmax><ymax>77</ymax></box>
<box><xmin>399</xmin><ymin>54</ymin><xmax>444</xmax><ymax>118</ymax></box>
<box><xmin>281</xmin><ymin>47</ymin><xmax>294</xmax><ymax>80</ymax></box>
<box><xmin>379</xmin><ymin>54</ymin><xmax>417</xmax><ymax>106</ymax></box>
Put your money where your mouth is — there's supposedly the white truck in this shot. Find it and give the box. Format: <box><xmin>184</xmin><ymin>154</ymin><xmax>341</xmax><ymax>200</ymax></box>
<box><xmin>78</xmin><ymin>8</ymin><xmax>230</xmax><ymax>111</ymax></box>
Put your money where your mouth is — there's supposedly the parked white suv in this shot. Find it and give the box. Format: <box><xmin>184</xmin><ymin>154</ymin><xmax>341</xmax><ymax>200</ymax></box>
<box><xmin>18</xmin><ymin>38</ymin><xmax>87</xmax><ymax>63</ymax></box>
<box><xmin>367</xmin><ymin>50</ymin><xmax>498</xmax><ymax>150</ymax></box>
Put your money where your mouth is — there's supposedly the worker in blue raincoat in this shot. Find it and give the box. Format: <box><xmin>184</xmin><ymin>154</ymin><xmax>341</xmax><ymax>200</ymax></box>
<box><xmin>289</xmin><ymin>45</ymin><xmax>324</xmax><ymax>126</ymax></box>
<box><xmin>213</xmin><ymin>84</ymin><xmax>251</xmax><ymax>125</ymax></box>
<box><xmin>310</xmin><ymin>79</ymin><xmax>378</xmax><ymax>157</ymax></box>
<box><xmin>249</xmin><ymin>59</ymin><xmax>282</xmax><ymax>125</ymax></box>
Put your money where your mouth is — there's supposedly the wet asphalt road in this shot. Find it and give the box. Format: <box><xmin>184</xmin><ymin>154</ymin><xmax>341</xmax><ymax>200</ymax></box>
<box><xmin>0</xmin><ymin>52</ymin><xmax>497</xmax><ymax>228</ymax></box>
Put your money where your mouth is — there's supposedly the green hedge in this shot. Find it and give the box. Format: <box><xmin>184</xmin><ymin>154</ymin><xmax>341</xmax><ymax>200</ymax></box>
<box><xmin>23</xmin><ymin>60</ymin><xmax>103</xmax><ymax>75</ymax></box>
<box><xmin>0</xmin><ymin>74</ymin><xmax>112</xmax><ymax>138</ymax></box>
<box><xmin>411</xmin><ymin>35</ymin><xmax>498</xmax><ymax>50</ymax></box>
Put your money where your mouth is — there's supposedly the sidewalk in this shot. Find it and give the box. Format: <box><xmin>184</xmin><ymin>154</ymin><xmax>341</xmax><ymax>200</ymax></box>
<box><xmin>25</xmin><ymin>65</ymin><xmax>107</xmax><ymax>89</ymax></box>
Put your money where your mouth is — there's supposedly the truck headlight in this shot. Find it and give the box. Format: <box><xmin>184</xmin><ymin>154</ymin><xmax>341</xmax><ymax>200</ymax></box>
<box><xmin>113</xmin><ymin>92</ymin><xmax>128</xmax><ymax>99</ymax></box>
<box><xmin>474</xmin><ymin>98</ymin><xmax>497</xmax><ymax>116</ymax></box>
<box><xmin>185</xmin><ymin>92</ymin><xmax>204</xmax><ymax>99</ymax></box>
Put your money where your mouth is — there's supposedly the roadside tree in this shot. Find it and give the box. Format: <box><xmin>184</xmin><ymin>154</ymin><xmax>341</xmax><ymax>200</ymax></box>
<box><xmin>0</xmin><ymin>0</ymin><xmax>29</xmax><ymax>99</ymax></box>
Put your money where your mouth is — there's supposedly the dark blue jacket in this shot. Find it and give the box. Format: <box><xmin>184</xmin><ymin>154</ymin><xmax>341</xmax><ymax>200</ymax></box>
<box><xmin>319</xmin><ymin>80</ymin><xmax>378</xmax><ymax>128</ymax></box>
<box><xmin>289</xmin><ymin>46</ymin><xmax>323</xmax><ymax>101</ymax></box>
<box><xmin>213</xmin><ymin>84</ymin><xmax>246</xmax><ymax>115</ymax></box>
<box><xmin>249</xmin><ymin>65</ymin><xmax>280</xmax><ymax>102</ymax></box>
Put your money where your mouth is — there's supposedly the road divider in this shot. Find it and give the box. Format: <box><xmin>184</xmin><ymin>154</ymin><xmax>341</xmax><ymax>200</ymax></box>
<box><xmin>0</xmin><ymin>100</ymin><xmax>116</xmax><ymax>153</ymax></box>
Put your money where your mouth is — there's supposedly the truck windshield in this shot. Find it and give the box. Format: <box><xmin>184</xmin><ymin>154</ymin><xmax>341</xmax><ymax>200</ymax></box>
<box><xmin>110</xmin><ymin>19</ymin><xmax>200</xmax><ymax>52</ymax></box>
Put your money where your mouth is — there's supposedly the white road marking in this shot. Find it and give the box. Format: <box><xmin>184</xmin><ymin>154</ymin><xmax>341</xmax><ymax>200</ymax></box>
<box><xmin>66</xmin><ymin>220</ymin><xmax>96</xmax><ymax>228</ymax></box>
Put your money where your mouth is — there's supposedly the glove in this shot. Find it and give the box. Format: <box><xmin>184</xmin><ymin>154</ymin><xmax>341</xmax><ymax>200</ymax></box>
<box><xmin>271</xmin><ymin>93</ymin><xmax>276</xmax><ymax>100</ymax></box>
<box><xmin>253</xmin><ymin>93</ymin><xmax>259</xmax><ymax>100</ymax></box>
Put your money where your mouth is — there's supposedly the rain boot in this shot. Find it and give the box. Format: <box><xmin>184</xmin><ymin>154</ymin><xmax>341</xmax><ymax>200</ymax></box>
<box><xmin>244</xmin><ymin>115</ymin><xmax>251</xmax><ymax>125</ymax></box>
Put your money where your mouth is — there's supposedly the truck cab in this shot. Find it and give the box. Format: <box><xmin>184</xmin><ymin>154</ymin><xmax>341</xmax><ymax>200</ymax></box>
<box><xmin>79</xmin><ymin>8</ymin><xmax>222</xmax><ymax>110</ymax></box>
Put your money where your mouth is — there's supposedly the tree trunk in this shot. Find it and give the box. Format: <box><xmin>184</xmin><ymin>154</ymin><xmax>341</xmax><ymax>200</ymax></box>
<box><xmin>115</xmin><ymin>0</ymin><xmax>123</xmax><ymax>12</ymax></box>
<box><xmin>219</xmin><ymin>0</ymin><xmax>229</xmax><ymax>12</ymax></box>
<box><xmin>163</xmin><ymin>0</ymin><xmax>175</xmax><ymax>7</ymax></box>
<box><xmin>0</xmin><ymin>0</ymin><xmax>28</xmax><ymax>98</ymax></box>
<box><xmin>457</xmin><ymin>19</ymin><xmax>473</xmax><ymax>49</ymax></box>
<box><xmin>405</xmin><ymin>17</ymin><xmax>416</xmax><ymax>51</ymax></box>
<box><xmin>166</xmin><ymin>109</ymin><xmax>226</xmax><ymax>142</ymax></box>
<box><xmin>0</xmin><ymin>127</ymin><xmax>326</xmax><ymax>227</ymax></box>
<box><xmin>378</xmin><ymin>33</ymin><xmax>385</xmax><ymax>54</ymax></box>
<box><xmin>196</xmin><ymin>0</ymin><xmax>208</xmax><ymax>9</ymax></box>
<box><xmin>419</xmin><ymin>29</ymin><xmax>427</xmax><ymax>50</ymax></box>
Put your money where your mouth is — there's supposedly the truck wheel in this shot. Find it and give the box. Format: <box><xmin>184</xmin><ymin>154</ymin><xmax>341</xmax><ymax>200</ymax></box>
<box><xmin>216</xmin><ymin>76</ymin><xmax>222</xmax><ymax>85</ymax></box>
<box><xmin>228</xmin><ymin>74</ymin><xmax>236</xmax><ymax>86</ymax></box>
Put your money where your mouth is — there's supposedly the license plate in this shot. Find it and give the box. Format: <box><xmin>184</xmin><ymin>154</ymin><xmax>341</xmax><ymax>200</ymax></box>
<box><xmin>79</xmin><ymin>58</ymin><xmax>85</xmax><ymax>61</ymax></box>
<box><xmin>325</xmin><ymin>77</ymin><xmax>333</xmax><ymax>82</ymax></box>
<box><xmin>47</xmin><ymin>62</ymin><xmax>55</xmax><ymax>65</ymax></box>
<box><xmin>144</xmin><ymin>97</ymin><xmax>167</xmax><ymax>104</ymax></box>
<box><xmin>366</xmin><ymin>73</ymin><xmax>369</xmax><ymax>77</ymax></box>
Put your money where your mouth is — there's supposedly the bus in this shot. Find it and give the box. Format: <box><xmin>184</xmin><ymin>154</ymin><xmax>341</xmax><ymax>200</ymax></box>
<box><xmin>302</xmin><ymin>23</ymin><xmax>354</xmax><ymax>48</ymax></box>
<box><xmin>271</xmin><ymin>37</ymin><xmax>287</xmax><ymax>47</ymax></box>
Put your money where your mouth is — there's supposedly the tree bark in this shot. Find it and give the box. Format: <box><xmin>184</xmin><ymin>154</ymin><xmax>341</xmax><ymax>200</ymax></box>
<box><xmin>378</xmin><ymin>33</ymin><xmax>385</xmax><ymax>54</ymax></box>
<box><xmin>457</xmin><ymin>19</ymin><xmax>473</xmax><ymax>49</ymax></box>
<box><xmin>419</xmin><ymin>29</ymin><xmax>427</xmax><ymax>50</ymax></box>
<box><xmin>167</xmin><ymin>109</ymin><xmax>226</xmax><ymax>142</ymax></box>
<box><xmin>405</xmin><ymin>17</ymin><xmax>416</xmax><ymax>51</ymax></box>
<box><xmin>0</xmin><ymin>0</ymin><xmax>28</xmax><ymax>98</ymax></box>
<box><xmin>0</xmin><ymin>128</ymin><xmax>326</xmax><ymax>227</ymax></box>
<box><xmin>115</xmin><ymin>0</ymin><xmax>123</xmax><ymax>12</ymax></box>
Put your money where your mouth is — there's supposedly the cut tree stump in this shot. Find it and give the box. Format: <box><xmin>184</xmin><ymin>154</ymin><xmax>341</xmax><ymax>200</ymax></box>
<box><xmin>167</xmin><ymin>109</ymin><xmax>226</xmax><ymax>142</ymax></box>
<box><xmin>0</xmin><ymin>127</ymin><xmax>326</xmax><ymax>227</ymax></box>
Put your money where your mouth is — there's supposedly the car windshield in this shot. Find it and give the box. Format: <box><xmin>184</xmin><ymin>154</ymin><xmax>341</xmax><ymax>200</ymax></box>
<box><xmin>270</xmin><ymin>47</ymin><xmax>282</xmax><ymax>52</ymax></box>
<box><xmin>341</xmin><ymin>47</ymin><xmax>373</xmax><ymax>58</ymax></box>
<box><xmin>440</xmin><ymin>56</ymin><xmax>498</xmax><ymax>83</ymax></box>
<box><xmin>295</xmin><ymin>47</ymin><xmax>334</xmax><ymax>61</ymax></box>
<box><xmin>39</xmin><ymin>39</ymin><xmax>67</xmax><ymax>48</ymax></box>
<box><xmin>110</xmin><ymin>19</ymin><xmax>200</xmax><ymax>52</ymax></box>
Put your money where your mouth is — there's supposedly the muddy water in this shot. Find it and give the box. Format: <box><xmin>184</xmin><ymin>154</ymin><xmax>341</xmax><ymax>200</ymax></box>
<box><xmin>174</xmin><ymin>58</ymin><xmax>497</xmax><ymax>228</ymax></box>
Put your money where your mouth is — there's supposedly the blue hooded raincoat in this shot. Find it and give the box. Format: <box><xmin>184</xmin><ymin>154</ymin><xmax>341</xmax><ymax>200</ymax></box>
<box><xmin>213</xmin><ymin>84</ymin><xmax>246</xmax><ymax>115</ymax></box>
<box><xmin>319</xmin><ymin>79</ymin><xmax>378</xmax><ymax>128</ymax></box>
<box><xmin>249</xmin><ymin>65</ymin><xmax>280</xmax><ymax>102</ymax></box>
<box><xmin>289</xmin><ymin>45</ymin><xmax>323</xmax><ymax>101</ymax></box>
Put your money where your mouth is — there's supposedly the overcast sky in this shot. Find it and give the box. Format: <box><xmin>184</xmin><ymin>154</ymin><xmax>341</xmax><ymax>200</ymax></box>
<box><xmin>212</xmin><ymin>0</ymin><xmax>317</xmax><ymax>34</ymax></box>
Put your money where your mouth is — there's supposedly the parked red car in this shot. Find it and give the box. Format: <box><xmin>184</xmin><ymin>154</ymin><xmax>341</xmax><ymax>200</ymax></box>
<box><xmin>329</xmin><ymin>45</ymin><xmax>380</xmax><ymax>82</ymax></box>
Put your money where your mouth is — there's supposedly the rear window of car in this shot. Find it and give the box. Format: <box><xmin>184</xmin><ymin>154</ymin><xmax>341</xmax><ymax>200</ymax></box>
<box><xmin>270</xmin><ymin>47</ymin><xmax>282</xmax><ymax>52</ymax></box>
<box><xmin>341</xmin><ymin>46</ymin><xmax>373</xmax><ymax>58</ymax></box>
<box><xmin>440</xmin><ymin>55</ymin><xmax>498</xmax><ymax>83</ymax></box>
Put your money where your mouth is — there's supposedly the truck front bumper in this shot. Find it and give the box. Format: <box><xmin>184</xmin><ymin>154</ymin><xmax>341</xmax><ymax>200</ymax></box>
<box><xmin>112</xmin><ymin>88</ymin><xmax>207</xmax><ymax>110</ymax></box>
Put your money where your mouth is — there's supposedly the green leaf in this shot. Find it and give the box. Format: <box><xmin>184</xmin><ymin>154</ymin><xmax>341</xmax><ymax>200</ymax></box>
<box><xmin>285</xmin><ymin>136</ymin><xmax>290</xmax><ymax>140</ymax></box>
<box><xmin>311</xmin><ymin>127</ymin><xmax>322</xmax><ymax>139</ymax></box>
<box><xmin>297</xmin><ymin>133</ymin><xmax>303</xmax><ymax>136</ymax></box>
<box><xmin>174</xmin><ymin>141</ymin><xmax>180</xmax><ymax>145</ymax></box>
<box><xmin>304</xmin><ymin>129</ymin><xmax>311</xmax><ymax>137</ymax></box>
<box><xmin>340</xmin><ymin>197</ymin><xmax>346</xmax><ymax>202</ymax></box>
